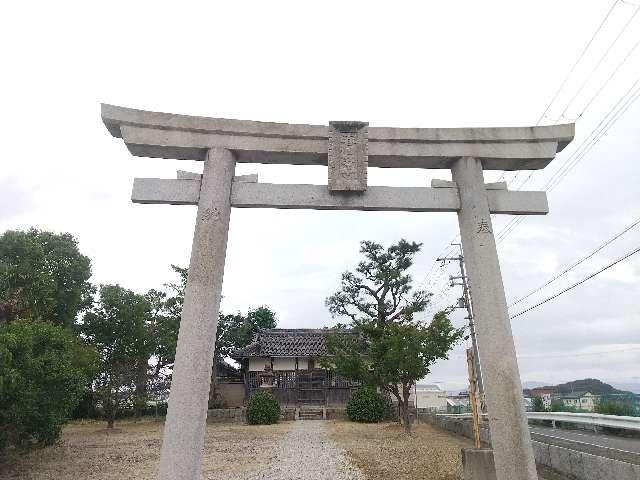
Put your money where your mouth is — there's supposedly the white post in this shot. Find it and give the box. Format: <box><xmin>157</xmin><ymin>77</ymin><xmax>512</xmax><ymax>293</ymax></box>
<box><xmin>451</xmin><ymin>157</ymin><xmax>537</xmax><ymax>480</ymax></box>
<box><xmin>158</xmin><ymin>148</ymin><xmax>235</xmax><ymax>480</ymax></box>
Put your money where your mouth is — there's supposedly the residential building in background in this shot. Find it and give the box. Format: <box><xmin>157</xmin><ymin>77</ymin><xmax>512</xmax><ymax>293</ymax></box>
<box><xmin>414</xmin><ymin>384</ymin><xmax>447</xmax><ymax>412</ymax></box>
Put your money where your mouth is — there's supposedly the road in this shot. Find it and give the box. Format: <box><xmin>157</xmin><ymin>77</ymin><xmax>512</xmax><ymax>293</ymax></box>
<box><xmin>530</xmin><ymin>425</ymin><xmax>640</xmax><ymax>453</ymax></box>
<box><xmin>530</xmin><ymin>425</ymin><xmax>640</xmax><ymax>464</ymax></box>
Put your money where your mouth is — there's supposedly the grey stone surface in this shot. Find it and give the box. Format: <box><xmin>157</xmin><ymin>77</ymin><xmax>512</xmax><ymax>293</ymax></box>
<box><xmin>579</xmin><ymin>450</ymin><xmax>640</xmax><ymax>480</ymax></box>
<box><xmin>157</xmin><ymin>148</ymin><xmax>235</xmax><ymax>480</ymax></box>
<box><xmin>176</xmin><ymin>170</ymin><xmax>258</xmax><ymax>183</ymax></box>
<box><xmin>531</xmin><ymin>441</ymin><xmax>551</xmax><ymax>467</ymax></box>
<box><xmin>462</xmin><ymin>448</ymin><xmax>497</xmax><ymax>480</ymax></box>
<box><xmin>103</xmin><ymin>103</ymin><xmax>574</xmax><ymax>148</ymax></box>
<box><xmin>328</xmin><ymin>121</ymin><xmax>368</xmax><ymax>191</ymax></box>
<box><xmin>132</xmin><ymin>178</ymin><xmax>201</xmax><ymax>205</ymax></box>
<box><xmin>105</xmin><ymin>104</ymin><xmax>577</xmax><ymax>479</ymax></box>
<box><xmin>452</xmin><ymin>156</ymin><xmax>537</xmax><ymax>480</ymax></box>
<box><xmin>431</xmin><ymin>179</ymin><xmax>507</xmax><ymax>190</ymax></box>
<box><xmin>102</xmin><ymin>103</ymin><xmax>574</xmax><ymax>170</ymax></box>
<box><xmin>132</xmin><ymin>178</ymin><xmax>549</xmax><ymax>215</ymax></box>
<box><xmin>176</xmin><ymin>170</ymin><xmax>202</xmax><ymax>180</ymax></box>
<box><xmin>226</xmin><ymin>421</ymin><xmax>365</xmax><ymax>480</ymax></box>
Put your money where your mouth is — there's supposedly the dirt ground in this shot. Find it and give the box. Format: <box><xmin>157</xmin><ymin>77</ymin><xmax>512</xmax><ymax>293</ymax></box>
<box><xmin>0</xmin><ymin>418</ymin><xmax>290</xmax><ymax>480</ymax></box>
<box><xmin>328</xmin><ymin>421</ymin><xmax>474</xmax><ymax>480</ymax></box>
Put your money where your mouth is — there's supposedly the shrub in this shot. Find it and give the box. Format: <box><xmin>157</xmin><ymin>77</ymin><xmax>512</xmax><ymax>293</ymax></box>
<box><xmin>246</xmin><ymin>391</ymin><xmax>280</xmax><ymax>425</ymax></box>
<box><xmin>346</xmin><ymin>386</ymin><xmax>387</xmax><ymax>423</ymax></box>
<box><xmin>0</xmin><ymin>320</ymin><xmax>96</xmax><ymax>451</ymax></box>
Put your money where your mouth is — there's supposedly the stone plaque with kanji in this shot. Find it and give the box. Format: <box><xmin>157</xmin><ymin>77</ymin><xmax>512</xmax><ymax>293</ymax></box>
<box><xmin>328</xmin><ymin>121</ymin><xmax>368</xmax><ymax>191</ymax></box>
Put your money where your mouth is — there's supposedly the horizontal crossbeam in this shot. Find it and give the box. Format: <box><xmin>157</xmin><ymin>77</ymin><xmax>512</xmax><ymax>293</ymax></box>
<box><xmin>120</xmin><ymin>125</ymin><xmax>561</xmax><ymax>171</ymax></box>
<box><xmin>131</xmin><ymin>178</ymin><xmax>548</xmax><ymax>214</ymax></box>
<box><xmin>103</xmin><ymin>104</ymin><xmax>574</xmax><ymax>171</ymax></box>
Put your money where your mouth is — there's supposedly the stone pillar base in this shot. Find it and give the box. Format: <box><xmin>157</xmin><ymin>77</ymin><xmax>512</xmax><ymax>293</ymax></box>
<box><xmin>462</xmin><ymin>448</ymin><xmax>497</xmax><ymax>480</ymax></box>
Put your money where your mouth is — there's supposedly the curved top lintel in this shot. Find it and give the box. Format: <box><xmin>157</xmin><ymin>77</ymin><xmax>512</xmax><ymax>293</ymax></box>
<box><xmin>102</xmin><ymin>103</ymin><xmax>574</xmax><ymax>152</ymax></box>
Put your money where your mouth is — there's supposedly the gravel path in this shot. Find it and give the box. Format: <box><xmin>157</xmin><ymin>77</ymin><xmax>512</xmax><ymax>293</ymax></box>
<box><xmin>237</xmin><ymin>421</ymin><xmax>366</xmax><ymax>480</ymax></box>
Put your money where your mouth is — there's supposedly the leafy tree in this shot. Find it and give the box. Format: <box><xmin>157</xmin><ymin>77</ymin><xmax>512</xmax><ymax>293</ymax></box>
<box><xmin>0</xmin><ymin>320</ymin><xmax>96</xmax><ymax>450</ymax></box>
<box><xmin>156</xmin><ymin>265</ymin><xmax>187</xmax><ymax>373</ymax></box>
<box><xmin>550</xmin><ymin>399</ymin><xmax>564</xmax><ymax>412</ymax></box>
<box><xmin>165</xmin><ymin>266</ymin><xmax>278</xmax><ymax>408</ymax></box>
<box><xmin>325</xmin><ymin>240</ymin><xmax>464</xmax><ymax>433</ymax></box>
<box><xmin>210</xmin><ymin>307</ymin><xmax>277</xmax><ymax>407</ymax></box>
<box><xmin>346</xmin><ymin>387</ymin><xmax>388</xmax><ymax>423</ymax></box>
<box><xmin>595</xmin><ymin>398</ymin><xmax>637</xmax><ymax>417</ymax></box>
<box><xmin>532</xmin><ymin>395</ymin><xmax>545</xmax><ymax>412</ymax></box>
<box><xmin>326</xmin><ymin>240</ymin><xmax>430</xmax><ymax>328</ymax></box>
<box><xmin>80</xmin><ymin>285</ymin><xmax>154</xmax><ymax>427</ymax></box>
<box><xmin>0</xmin><ymin>229</ymin><xmax>94</xmax><ymax>327</ymax></box>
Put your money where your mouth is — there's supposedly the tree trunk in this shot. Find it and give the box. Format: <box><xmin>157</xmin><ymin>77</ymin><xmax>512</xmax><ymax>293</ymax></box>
<box><xmin>401</xmin><ymin>384</ymin><xmax>412</xmax><ymax>433</ymax></box>
<box><xmin>134</xmin><ymin>360</ymin><xmax>148</xmax><ymax>420</ymax></box>
<box><xmin>403</xmin><ymin>395</ymin><xmax>411</xmax><ymax>433</ymax></box>
<box><xmin>208</xmin><ymin>358</ymin><xmax>220</xmax><ymax>408</ymax></box>
<box><xmin>107</xmin><ymin>397</ymin><xmax>116</xmax><ymax>429</ymax></box>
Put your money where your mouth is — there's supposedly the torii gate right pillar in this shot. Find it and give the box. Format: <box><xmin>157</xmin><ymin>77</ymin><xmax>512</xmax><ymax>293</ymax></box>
<box><xmin>452</xmin><ymin>156</ymin><xmax>537</xmax><ymax>480</ymax></box>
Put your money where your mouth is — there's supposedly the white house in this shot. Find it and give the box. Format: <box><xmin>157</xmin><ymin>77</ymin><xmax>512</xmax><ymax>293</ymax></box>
<box><xmin>414</xmin><ymin>384</ymin><xmax>447</xmax><ymax>412</ymax></box>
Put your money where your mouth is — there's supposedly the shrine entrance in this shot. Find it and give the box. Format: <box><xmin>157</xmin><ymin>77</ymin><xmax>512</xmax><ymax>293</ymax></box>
<box><xmin>102</xmin><ymin>103</ymin><xmax>574</xmax><ymax>480</ymax></box>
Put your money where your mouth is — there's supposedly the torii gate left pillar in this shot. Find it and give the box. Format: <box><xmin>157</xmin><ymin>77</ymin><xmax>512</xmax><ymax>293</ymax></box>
<box><xmin>102</xmin><ymin>104</ymin><xmax>574</xmax><ymax>480</ymax></box>
<box><xmin>157</xmin><ymin>147</ymin><xmax>235</xmax><ymax>479</ymax></box>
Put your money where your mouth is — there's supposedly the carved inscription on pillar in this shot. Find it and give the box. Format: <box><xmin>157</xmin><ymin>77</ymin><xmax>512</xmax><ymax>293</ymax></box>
<box><xmin>328</xmin><ymin>121</ymin><xmax>368</xmax><ymax>192</ymax></box>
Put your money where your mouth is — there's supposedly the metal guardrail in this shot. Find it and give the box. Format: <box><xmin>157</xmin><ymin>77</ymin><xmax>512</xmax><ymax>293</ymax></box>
<box><xmin>527</xmin><ymin>411</ymin><xmax>640</xmax><ymax>431</ymax></box>
<box><xmin>438</xmin><ymin>411</ymin><xmax>640</xmax><ymax>432</ymax></box>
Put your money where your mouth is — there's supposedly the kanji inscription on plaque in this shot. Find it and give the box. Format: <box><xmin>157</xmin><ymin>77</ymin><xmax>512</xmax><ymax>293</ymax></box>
<box><xmin>328</xmin><ymin>121</ymin><xmax>368</xmax><ymax>191</ymax></box>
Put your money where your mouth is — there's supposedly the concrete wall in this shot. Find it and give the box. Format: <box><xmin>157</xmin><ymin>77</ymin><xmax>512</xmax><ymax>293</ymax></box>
<box><xmin>249</xmin><ymin>357</ymin><xmax>269</xmax><ymax>371</ymax></box>
<box><xmin>217</xmin><ymin>382</ymin><xmax>245</xmax><ymax>407</ymax></box>
<box><xmin>272</xmin><ymin>357</ymin><xmax>296</xmax><ymax>370</ymax></box>
<box><xmin>425</xmin><ymin>414</ymin><xmax>640</xmax><ymax>480</ymax></box>
<box><xmin>416</xmin><ymin>390</ymin><xmax>447</xmax><ymax>411</ymax></box>
<box><xmin>531</xmin><ymin>441</ymin><xmax>640</xmax><ymax>480</ymax></box>
<box><xmin>207</xmin><ymin>408</ymin><xmax>246</xmax><ymax>423</ymax></box>
<box><xmin>207</xmin><ymin>406</ymin><xmax>296</xmax><ymax>423</ymax></box>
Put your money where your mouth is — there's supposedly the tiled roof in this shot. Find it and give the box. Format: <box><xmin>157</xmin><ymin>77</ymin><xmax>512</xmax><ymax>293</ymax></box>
<box><xmin>233</xmin><ymin>328</ymin><xmax>354</xmax><ymax>358</ymax></box>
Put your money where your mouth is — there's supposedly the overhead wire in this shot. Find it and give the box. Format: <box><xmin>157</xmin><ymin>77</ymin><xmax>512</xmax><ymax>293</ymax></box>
<box><xmin>510</xmin><ymin>244</ymin><xmax>640</xmax><ymax>319</ymax></box>
<box><xmin>535</xmin><ymin>0</ymin><xmax>621</xmax><ymax>125</ymax></box>
<box><xmin>508</xmin><ymin>215</ymin><xmax>640</xmax><ymax>308</ymax></box>
<box><xmin>558</xmin><ymin>3</ymin><xmax>640</xmax><ymax>120</ymax></box>
<box><xmin>495</xmin><ymin>77</ymin><xmax>640</xmax><ymax>244</ymax></box>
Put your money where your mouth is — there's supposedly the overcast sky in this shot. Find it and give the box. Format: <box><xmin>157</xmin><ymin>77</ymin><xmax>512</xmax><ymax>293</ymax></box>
<box><xmin>2</xmin><ymin>1</ymin><xmax>639</xmax><ymax>392</ymax></box>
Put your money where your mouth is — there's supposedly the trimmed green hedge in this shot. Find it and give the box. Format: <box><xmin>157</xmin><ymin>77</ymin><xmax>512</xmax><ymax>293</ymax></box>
<box><xmin>246</xmin><ymin>390</ymin><xmax>280</xmax><ymax>425</ymax></box>
<box><xmin>346</xmin><ymin>387</ymin><xmax>387</xmax><ymax>423</ymax></box>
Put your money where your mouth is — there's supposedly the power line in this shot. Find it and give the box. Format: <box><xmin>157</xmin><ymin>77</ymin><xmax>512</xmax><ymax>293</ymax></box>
<box><xmin>425</xmin><ymin>2</ymin><xmax>639</xmax><ymax>282</ymax></box>
<box><xmin>559</xmin><ymin>3</ymin><xmax>640</xmax><ymax>119</ymax></box>
<box><xmin>543</xmin><ymin>78</ymin><xmax>640</xmax><ymax>193</ymax></box>
<box><xmin>509</xmin><ymin>216</ymin><xmax>640</xmax><ymax>308</ymax></box>
<box><xmin>427</xmin><ymin>0</ymin><xmax>620</xmax><ymax>284</ymax></box>
<box><xmin>495</xmin><ymin>77</ymin><xmax>640</xmax><ymax>244</ymax></box>
<box><xmin>510</xmin><ymin>244</ymin><xmax>640</xmax><ymax>319</ymax></box>
<box><xmin>577</xmin><ymin>36</ymin><xmax>640</xmax><ymax>118</ymax></box>
<box><xmin>536</xmin><ymin>0</ymin><xmax>620</xmax><ymax>125</ymax></box>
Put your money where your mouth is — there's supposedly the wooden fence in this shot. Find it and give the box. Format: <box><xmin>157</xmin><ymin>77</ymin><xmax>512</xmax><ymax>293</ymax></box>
<box><xmin>245</xmin><ymin>370</ymin><xmax>358</xmax><ymax>406</ymax></box>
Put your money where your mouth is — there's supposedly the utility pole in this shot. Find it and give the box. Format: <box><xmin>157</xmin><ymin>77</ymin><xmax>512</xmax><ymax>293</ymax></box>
<box><xmin>466</xmin><ymin>347</ymin><xmax>482</xmax><ymax>448</ymax></box>
<box><xmin>437</xmin><ymin>244</ymin><xmax>485</xmax><ymax>409</ymax></box>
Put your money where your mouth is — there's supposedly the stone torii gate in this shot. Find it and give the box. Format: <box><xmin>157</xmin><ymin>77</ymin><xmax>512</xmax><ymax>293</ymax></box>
<box><xmin>102</xmin><ymin>104</ymin><xmax>574</xmax><ymax>480</ymax></box>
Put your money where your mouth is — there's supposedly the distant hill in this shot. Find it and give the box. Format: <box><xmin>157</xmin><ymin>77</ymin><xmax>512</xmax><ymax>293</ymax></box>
<box><xmin>609</xmin><ymin>381</ymin><xmax>640</xmax><ymax>394</ymax></box>
<box><xmin>555</xmin><ymin>378</ymin><xmax>626</xmax><ymax>395</ymax></box>
<box><xmin>523</xmin><ymin>378</ymin><xmax>633</xmax><ymax>396</ymax></box>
